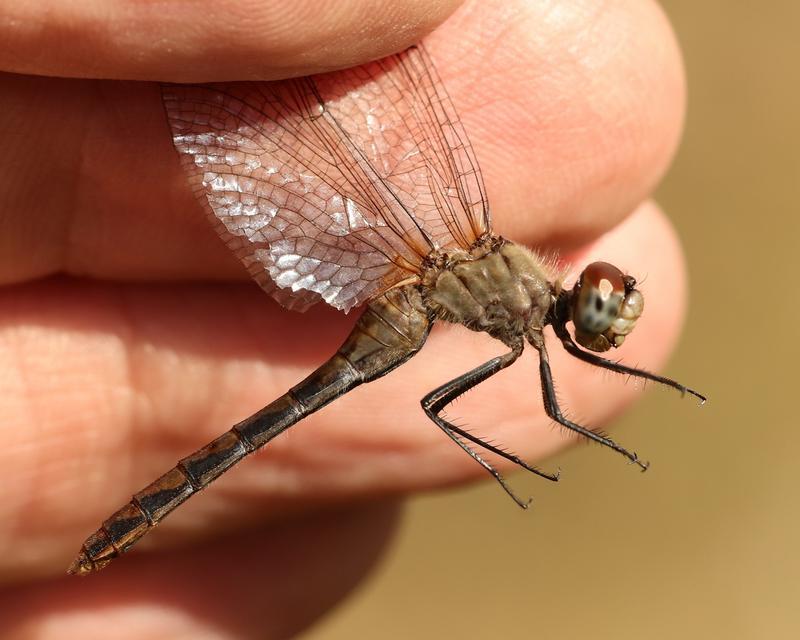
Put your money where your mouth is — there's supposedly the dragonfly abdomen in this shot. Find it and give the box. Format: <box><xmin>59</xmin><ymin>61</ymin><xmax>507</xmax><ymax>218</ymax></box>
<box><xmin>68</xmin><ymin>284</ymin><xmax>431</xmax><ymax>575</ymax></box>
<box><xmin>67</xmin><ymin>392</ymin><xmax>309</xmax><ymax>575</ymax></box>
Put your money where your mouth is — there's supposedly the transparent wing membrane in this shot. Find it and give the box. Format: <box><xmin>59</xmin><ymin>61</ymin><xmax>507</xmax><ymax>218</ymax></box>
<box><xmin>163</xmin><ymin>45</ymin><xmax>491</xmax><ymax>312</ymax></box>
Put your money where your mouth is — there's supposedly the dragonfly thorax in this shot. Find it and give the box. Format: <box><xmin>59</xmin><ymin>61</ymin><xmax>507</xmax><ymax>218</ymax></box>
<box><xmin>420</xmin><ymin>237</ymin><xmax>558</xmax><ymax>346</ymax></box>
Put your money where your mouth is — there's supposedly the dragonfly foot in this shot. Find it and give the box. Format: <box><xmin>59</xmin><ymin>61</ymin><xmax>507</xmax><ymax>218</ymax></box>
<box><xmin>630</xmin><ymin>454</ymin><xmax>650</xmax><ymax>472</ymax></box>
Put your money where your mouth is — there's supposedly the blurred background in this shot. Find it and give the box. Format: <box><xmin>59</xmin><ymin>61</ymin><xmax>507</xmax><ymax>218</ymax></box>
<box><xmin>305</xmin><ymin>2</ymin><xmax>799</xmax><ymax>639</ymax></box>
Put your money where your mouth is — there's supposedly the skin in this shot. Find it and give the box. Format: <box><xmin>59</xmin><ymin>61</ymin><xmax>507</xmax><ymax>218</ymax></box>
<box><xmin>0</xmin><ymin>0</ymin><xmax>687</xmax><ymax>637</ymax></box>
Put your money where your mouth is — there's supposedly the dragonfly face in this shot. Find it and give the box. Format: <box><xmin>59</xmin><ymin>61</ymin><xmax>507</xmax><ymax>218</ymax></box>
<box><xmin>68</xmin><ymin>44</ymin><xmax>704</xmax><ymax>576</ymax></box>
<box><xmin>570</xmin><ymin>261</ymin><xmax>644</xmax><ymax>352</ymax></box>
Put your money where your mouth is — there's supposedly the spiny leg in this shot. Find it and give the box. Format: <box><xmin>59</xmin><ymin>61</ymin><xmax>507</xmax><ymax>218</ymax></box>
<box><xmin>453</xmin><ymin>426</ymin><xmax>560</xmax><ymax>482</ymax></box>
<box><xmin>421</xmin><ymin>344</ymin><xmax>558</xmax><ymax>509</ymax></box>
<box><xmin>422</xmin><ymin>345</ymin><xmax>558</xmax><ymax>481</ymax></box>
<box><xmin>552</xmin><ymin>322</ymin><xmax>706</xmax><ymax>403</ymax></box>
<box><xmin>445</xmin><ymin>430</ymin><xmax>532</xmax><ymax>509</ymax></box>
<box><xmin>535</xmin><ymin>341</ymin><xmax>650</xmax><ymax>471</ymax></box>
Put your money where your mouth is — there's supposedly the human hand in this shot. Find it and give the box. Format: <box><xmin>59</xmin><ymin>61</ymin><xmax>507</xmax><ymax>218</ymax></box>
<box><xmin>0</xmin><ymin>0</ymin><xmax>687</xmax><ymax>637</ymax></box>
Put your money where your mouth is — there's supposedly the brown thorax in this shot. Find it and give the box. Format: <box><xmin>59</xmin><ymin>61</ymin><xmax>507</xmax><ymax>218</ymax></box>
<box><xmin>420</xmin><ymin>235</ymin><xmax>560</xmax><ymax>347</ymax></box>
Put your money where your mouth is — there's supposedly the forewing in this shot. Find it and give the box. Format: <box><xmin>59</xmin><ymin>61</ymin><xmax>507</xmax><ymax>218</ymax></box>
<box><xmin>162</xmin><ymin>45</ymin><xmax>490</xmax><ymax>312</ymax></box>
<box><xmin>316</xmin><ymin>45</ymin><xmax>491</xmax><ymax>249</ymax></box>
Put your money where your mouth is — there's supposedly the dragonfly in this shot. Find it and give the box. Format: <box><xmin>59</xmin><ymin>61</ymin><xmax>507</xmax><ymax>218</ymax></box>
<box><xmin>68</xmin><ymin>44</ymin><xmax>704</xmax><ymax>575</ymax></box>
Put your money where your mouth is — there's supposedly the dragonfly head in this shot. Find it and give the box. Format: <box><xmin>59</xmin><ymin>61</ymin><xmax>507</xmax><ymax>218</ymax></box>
<box><xmin>570</xmin><ymin>262</ymin><xmax>643</xmax><ymax>352</ymax></box>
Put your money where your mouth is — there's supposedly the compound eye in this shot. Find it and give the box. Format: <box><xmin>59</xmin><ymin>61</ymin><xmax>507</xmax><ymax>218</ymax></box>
<box><xmin>583</xmin><ymin>262</ymin><xmax>626</xmax><ymax>296</ymax></box>
<box><xmin>571</xmin><ymin>262</ymin><xmax>643</xmax><ymax>352</ymax></box>
<box><xmin>574</xmin><ymin>262</ymin><xmax>626</xmax><ymax>335</ymax></box>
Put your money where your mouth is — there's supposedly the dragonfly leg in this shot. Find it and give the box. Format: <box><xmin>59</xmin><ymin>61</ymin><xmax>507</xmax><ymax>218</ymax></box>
<box><xmin>438</xmin><ymin>428</ymin><xmax>532</xmax><ymax>509</ymax></box>
<box><xmin>421</xmin><ymin>342</ymin><xmax>559</xmax><ymax>509</ymax></box>
<box><xmin>534</xmin><ymin>340</ymin><xmax>650</xmax><ymax>471</ymax></box>
<box><xmin>552</xmin><ymin>322</ymin><xmax>706</xmax><ymax>403</ymax></box>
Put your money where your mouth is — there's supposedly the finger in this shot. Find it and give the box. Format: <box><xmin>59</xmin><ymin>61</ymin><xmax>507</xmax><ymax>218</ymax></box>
<box><xmin>0</xmin><ymin>0</ymin><xmax>463</xmax><ymax>80</ymax></box>
<box><xmin>0</xmin><ymin>0</ymin><xmax>684</xmax><ymax>284</ymax></box>
<box><xmin>0</xmin><ymin>503</ymin><xmax>399</xmax><ymax>639</ymax></box>
<box><xmin>0</xmin><ymin>200</ymin><xmax>687</xmax><ymax>578</ymax></box>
